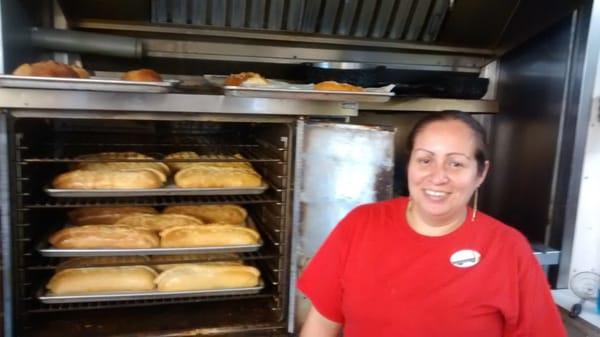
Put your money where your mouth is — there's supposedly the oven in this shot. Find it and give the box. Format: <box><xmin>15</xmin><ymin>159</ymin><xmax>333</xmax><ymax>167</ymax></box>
<box><xmin>3</xmin><ymin>114</ymin><xmax>294</xmax><ymax>337</ymax></box>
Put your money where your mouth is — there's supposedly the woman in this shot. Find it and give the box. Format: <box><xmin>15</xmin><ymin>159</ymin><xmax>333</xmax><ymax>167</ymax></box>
<box><xmin>297</xmin><ymin>111</ymin><xmax>566</xmax><ymax>337</ymax></box>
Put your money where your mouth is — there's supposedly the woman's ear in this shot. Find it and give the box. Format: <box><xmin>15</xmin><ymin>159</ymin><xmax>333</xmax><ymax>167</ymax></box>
<box><xmin>477</xmin><ymin>160</ymin><xmax>490</xmax><ymax>185</ymax></box>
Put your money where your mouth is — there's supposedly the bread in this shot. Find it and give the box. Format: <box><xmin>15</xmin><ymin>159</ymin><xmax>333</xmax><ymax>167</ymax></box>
<box><xmin>115</xmin><ymin>213</ymin><xmax>204</xmax><ymax>232</ymax></box>
<box><xmin>314</xmin><ymin>81</ymin><xmax>364</xmax><ymax>92</ymax></box>
<box><xmin>150</xmin><ymin>253</ymin><xmax>242</xmax><ymax>271</ymax></box>
<box><xmin>49</xmin><ymin>225</ymin><xmax>159</xmax><ymax>249</ymax></box>
<box><xmin>121</xmin><ymin>69</ymin><xmax>162</xmax><ymax>82</ymax></box>
<box><xmin>12</xmin><ymin>60</ymin><xmax>81</xmax><ymax>78</ymax></box>
<box><xmin>58</xmin><ymin>256</ymin><xmax>150</xmax><ymax>270</ymax></box>
<box><xmin>68</xmin><ymin>206</ymin><xmax>158</xmax><ymax>225</ymax></box>
<box><xmin>52</xmin><ymin>168</ymin><xmax>166</xmax><ymax>189</ymax></box>
<box><xmin>47</xmin><ymin>266</ymin><xmax>157</xmax><ymax>294</ymax></box>
<box><xmin>164</xmin><ymin>152</ymin><xmax>252</xmax><ymax>172</ymax></box>
<box><xmin>70</xmin><ymin>65</ymin><xmax>90</xmax><ymax>79</ymax></box>
<box><xmin>174</xmin><ymin>166</ymin><xmax>262</xmax><ymax>188</ymax></box>
<box><xmin>224</xmin><ymin>72</ymin><xmax>267</xmax><ymax>86</ymax></box>
<box><xmin>73</xmin><ymin>152</ymin><xmax>170</xmax><ymax>175</ymax></box>
<box><xmin>154</xmin><ymin>264</ymin><xmax>260</xmax><ymax>291</ymax></box>
<box><xmin>163</xmin><ymin>204</ymin><xmax>247</xmax><ymax>225</ymax></box>
<box><xmin>159</xmin><ymin>225</ymin><xmax>260</xmax><ymax>247</ymax></box>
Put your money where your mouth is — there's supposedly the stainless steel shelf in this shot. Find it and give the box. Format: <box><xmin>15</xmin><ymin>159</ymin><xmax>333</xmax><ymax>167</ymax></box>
<box><xmin>360</xmin><ymin>98</ymin><xmax>499</xmax><ymax>114</ymax></box>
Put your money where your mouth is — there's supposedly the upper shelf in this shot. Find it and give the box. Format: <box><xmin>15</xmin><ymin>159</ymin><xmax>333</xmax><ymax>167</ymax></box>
<box><xmin>0</xmin><ymin>88</ymin><xmax>499</xmax><ymax>118</ymax></box>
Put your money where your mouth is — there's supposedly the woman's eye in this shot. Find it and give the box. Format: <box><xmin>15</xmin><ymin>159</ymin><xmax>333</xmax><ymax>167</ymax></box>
<box><xmin>417</xmin><ymin>158</ymin><xmax>431</xmax><ymax>165</ymax></box>
<box><xmin>449</xmin><ymin>161</ymin><xmax>464</xmax><ymax>168</ymax></box>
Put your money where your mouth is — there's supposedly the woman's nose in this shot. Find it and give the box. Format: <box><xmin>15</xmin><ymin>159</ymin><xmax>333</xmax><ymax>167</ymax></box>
<box><xmin>429</xmin><ymin>163</ymin><xmax>449</xmax><ymax>184</ymax></box>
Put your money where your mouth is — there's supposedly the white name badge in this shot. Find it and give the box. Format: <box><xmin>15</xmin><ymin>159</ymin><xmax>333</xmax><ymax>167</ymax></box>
<box><xmin>450</xmin><ymin>249</ymin><xmax>481</xmax><ymax>268</ymax></box>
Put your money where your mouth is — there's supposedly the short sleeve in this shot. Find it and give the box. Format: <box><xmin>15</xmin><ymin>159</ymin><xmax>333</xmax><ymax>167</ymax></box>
<box><xmin>296</xmin><ymin>206</ymin><xmax>364</xmax><ymax>323</ymax></box>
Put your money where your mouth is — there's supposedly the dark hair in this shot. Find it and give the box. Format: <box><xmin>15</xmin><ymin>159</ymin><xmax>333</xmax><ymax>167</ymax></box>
<box><xmin>406</xmin><ymin>110</ymin><xmax>489</xmax><ymax>175</ymax></box>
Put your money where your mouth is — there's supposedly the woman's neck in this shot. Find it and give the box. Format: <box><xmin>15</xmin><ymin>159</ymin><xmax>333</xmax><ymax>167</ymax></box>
<box><xmin>406</xmin><ymin>201</ymin><xmax>467</xmax><ymax>237</ymax></box>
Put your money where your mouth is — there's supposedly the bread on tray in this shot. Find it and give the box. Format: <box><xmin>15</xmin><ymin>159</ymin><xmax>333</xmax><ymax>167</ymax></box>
<box><xmin>163</xmin><ymin>204</ymin><xmax>247</xmax><ymax>225</ymax></box>
<box><xmin>164</xmin><ymin>152</ymin><xmax>252</xmax><ymax>172</ymax></box>
<box><xmin>121</xmin><ymin>69</ymin><xmax>163</xmax><ymax>82</ymax></box>
<box><xmin>57</xmin><ymin>256</ymin><xmax>151</xmax><ymax>270</ymax></box>
<box><xmin>224</xmin><ymin>72</ymin><xmax>267</xmax><ymax>86</ymax></box>
<box><xmin>12</xmin><ymin>60</ymin><xmax>87</xmax><ymax>78</ymax></box>
<box><xmin>154</xmin><ymin>264</ymin><xmax>260</xmax><ymax>291</ymax></box>
<box><xmin>159</xmin><ymin>224</ymin><xmax>260</xmax><ymax>247</ymax></box>
<box><xmin>47</xmin><ymin>266</ymin><xmax>157</xmax><ymax>294</ymax></box>
<box><xmin>150</xmin><ymin>253</ymin><xmax>242</xmax><ymax>271</ymax></box>
<box><xmin>73</xmin><ymin>152</ymin><xmax>170</xmax><ymax>175</ymax></box>
<box><xmin>115</xmin><ymin>213</ymin><xmax>204</xmax><ymax>232</ymax></box>
<box><xmin>314</xmin><ymin>81</ymin><xmax>364</xmax><ymax>92</ymax></box>
<box><xmin>174</xmin><ymin>166</ymin><xmax>262</xmax><ymax>188</ymax></box>
<box><xmin>49</xmin><ymin>225</ymin><xmax>159</xmax><ymax>249</ymax></box>
<box><xmin>52</xmin><ymin>168</ymin><xmax>166</xmax><ymax>189</ymax></box>
<box><xmin>68</xmin><ymin>206</ymin><xmax>158</xmax><ymax>225</ymax></box>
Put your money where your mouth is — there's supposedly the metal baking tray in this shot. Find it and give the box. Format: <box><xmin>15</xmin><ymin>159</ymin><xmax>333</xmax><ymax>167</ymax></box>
<box><xmin>44</xmin><ymin>183</ymin><xmax>269</xmax><ymax>197</ymax></box>
<box><xmin>38</xmin><ymin>281</ymin><xmax>264</xmax><ymax>304</ymax></box>
<box><xmin>38</xmin><ymin>241</ymin><xmax>263</xmax><ymax>257</ymax></box>
<box><xmin>0</xmin><ymin>75</ymin><xmax>179</xmax><ymax>93</ymax></box>
<box><xmin>224</xmin><ymin>85</ymin><xmax>394</xmax><ymax>102</ymax></box>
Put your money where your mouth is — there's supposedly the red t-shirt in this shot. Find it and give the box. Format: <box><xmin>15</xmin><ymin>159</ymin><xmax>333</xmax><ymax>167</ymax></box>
<box><xmin>297</xmin><ymin>197</ymin><xmax>566</xmax><ymax>337</ymax></box>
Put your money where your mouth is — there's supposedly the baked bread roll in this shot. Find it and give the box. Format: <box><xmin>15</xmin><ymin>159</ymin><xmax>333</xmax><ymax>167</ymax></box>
<box><xmin>163</xmin><ymin>151</ymin><xmax>201</xmax><ymax>172</ymax></box>
<box><xmin>154</xmin><ymin>264</ymin><xmax>260</xmax><ymax>291</ymax></box>
<box><xmin>58</xmin><ymin>256</ymin><xmax>150</xmax><ymax>270</ymax></box>
<box><xmin>164</xmin><ymin>152</ymin><xmax>252</xmax><ymax>172</ymax></box>
<box><xmin>224</xmin><ymin>72</ymin><xmax>267</xmax><ymax>86</ymax></box>
<box><xmin>69</xmin><ymin>206</ymin><xmax>158</xmax><ymax>225</ymax></box>
<box><xmin>52</xmin><ymin>168</ymin><xmax>166</xmax><ymax>189</ymax></box>
<box><xmin>150</xmin><ymin>253</ymin><xmax>242</xmax><ymax>271</ymax></box>
<box><xmin>159</xmin><ymin>225</ymin><xmax>260</xmax><ymax>247</ymax></box>
<box><xmin>163</xmin><ymin>204</ymin><xmax>247</xmax><ymax>225</ymax></box>
<box><xmin>174</xmin><ymin>166</ymin><xmax>262</xmax><ymax>188</ymax></box>
<box><xmin>73</xmin><ymin>152</ymin><xmax>170</xmax><ymax>175</ymax></box>
<box><xmin>12</xmin><ymin>60</ymin><xmax>80</xmax><ymax>78</ymax></box>
<box><xmin>47</xmin><ymin>266</ymin><xmax>157</xmax><ymax>294</ymax></box>
<box><xmin>115</xmin><ymin>213</ymin><xmax>204</xmax><ymax>232</ymax></box>
<box><xmin>121</xmin><ymin>69</ymin><xmax>162</xmax><ymax>82</ymax></box>
<box><xmin>69</xmin><ymin>65</ymin><xmax>90</xmax><ymax>79</ymax></box>
<box><xmin>314</xmin><ymin>81</ymin><xmax>364</xmax><ymax>92</ymax></box>
<box><xmin>49</xmin><ymin>225</ymin><xmax>159</xmax><ymax>249</ymax></box>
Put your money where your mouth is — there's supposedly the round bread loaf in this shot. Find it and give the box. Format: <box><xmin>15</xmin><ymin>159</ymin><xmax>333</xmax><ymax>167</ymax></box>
<box><xmin>13</xmin><ymin>60</ymin><xmax>80</xmax><ymax>78</ymax></box>
<box><xmin>121</xmin><ymin>69</ymin><xmax>163</xmax><ymax>82</ymax></box>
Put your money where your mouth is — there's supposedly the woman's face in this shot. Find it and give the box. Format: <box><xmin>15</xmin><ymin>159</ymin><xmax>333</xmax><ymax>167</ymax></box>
<box><xmin>407</xmin><ymin>119</ymin><xmax>488</xmax><ymax>223</ymax></box>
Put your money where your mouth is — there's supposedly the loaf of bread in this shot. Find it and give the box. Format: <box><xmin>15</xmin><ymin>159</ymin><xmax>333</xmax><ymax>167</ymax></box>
<box><xmin>164</xmin><ymin>152</ymin><xmax>252</xmax><ymax>172</ymax></box>
<box><xmin>52</xmin><ymin>168</ymin><xmax>166</xmax><ymax>189</ymax></box>
<box><xmin>69</xmin><ymin>206</ymin><xmax>158</xmax><ymax>225</ymax></box>
<box><xmin>154</xmin><ymin>264</ymin><xmax>260</xmax><ymax>291</ymax></box>
<box><xmin>47</xmin><ymin>266</ymin><xmax>157</xmax><ymax>294</ymax></box>
<box><xmin>314</xmin><ymin>81</ymin><xmax>364</xmax><ymax>92</ymax></box>
<box><xmin>121</xmin><ymin>69</ymin><xmax>162</xmax><ymax>82</ymax></box>
<box><xmin>49</xmin><ymin>225</ymin><xmax>159</xmax><ymax>249</ymax></box>
<box><xmin>174</xmin><ymin>166</ymin><xmax>262</xmax><ymax>188</ymax></box>
<box><xmin>115</xmin><ymin>213</ymin><xmax>204</xmax><ymax>232</ymax></box>
<box><xmin>58</xmin><ymin>256</ymin><xmax>150</xmax><ymax>270</ymax></box>
<box><xmin>224</xmin><ymin>72</ymin><xmax>267</xmax><ymax>86</ymax></box>
<box><xmin>150</xmin><ymin>253</ymin><xmax>242</xmax><ymax>271</ymax></box>
<box><xmin>159</xmin><ymin>225</ymin><xmax>260</xmax><ymax>247</ymax></box>
<box><xmin>12</xmin><ymin>60</ymin><xmax>85</xmax><ymax>78</ymax></box>
<box><xmin>73</xmin><ymin>152</ymin><xmax>170</xmax><ymax>175</ymax></box>
<box><xmin>163</xmin><ymin>204</ymin><xmax>247</xmax><ymax>225</ymax></box>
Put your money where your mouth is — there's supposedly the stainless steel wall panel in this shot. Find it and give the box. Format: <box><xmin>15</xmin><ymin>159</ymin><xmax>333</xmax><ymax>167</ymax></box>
<box><xmin>300</xmin><ymin>0</ymin><xmax>321</xmax><ymax>33</ymax></box>
<box><xmin>171</xmin><ymin>0</ymin><xmax>188</xmax><ymax>24</ymax></box>
<box><xmin>371</xmin><ymin>0</ymin><xmax>396</xmax><ymax>38</ymax></box>
<box><xmin>230</xmin><ymin>0</ymin><xmax>247</xmax><ymax>28</ymax></box>
<box><xmin>353</xmin><ymin>0</ymin><xmax>377</xmax><ymax>37</ymax></box>
<box><xmin>267</xmin><ymin>0</ymin><xmax>284</xmax><ymax>30</ymax></box>
<box><xmin>422</xmin><ymin>0</ymin><xmax>449</xmax><ymax>42</ymax></box>
<box><xmin>336</xmin><ymin>0</ymin><xmax>359</xmax><ymax>35</ymax></box>
<box><xmin>388</xmin><ymin>0</ymin><xmax>413</xmax><ymax>39</ymax></box>
<box><xmin>319</xmin><ymin>0</ymin><xmax>340</xmax><ymax>34</ymax></box>
<box><xmin>404</xmin><ymin>0</ymin><xmax>431</xmax><ymax>41</ymax></box>
<box><xmin>209</xmin><ymin>0</ymin><xmax>226</xmax><ymax>26</ymax></box>
<box><xmin>190</xmin><ymin>0</ymin><xmax>208</xmax><ymax>25</ymax></box>
<box><xmin>249</xmin><ymin>0</ymin><xmax>266</xmax><ymax>29</ymax></box>
<box><xmin>286</xmin><ymin>0</ymin><xmax>305</xmax><ymax>31</ymax></box>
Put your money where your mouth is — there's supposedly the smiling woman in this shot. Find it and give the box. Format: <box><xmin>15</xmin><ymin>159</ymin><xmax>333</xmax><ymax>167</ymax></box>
<box><xmin>297</xmin><ymin>111</ymin><xmax>567</xmax><ymax>337</ymax></box>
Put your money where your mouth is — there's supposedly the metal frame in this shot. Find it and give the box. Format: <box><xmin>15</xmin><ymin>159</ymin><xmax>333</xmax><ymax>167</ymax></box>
<box><xmin>0</xmin><ymin>112</ymin><xmax>14</xmax><ymax>337</ymax></box>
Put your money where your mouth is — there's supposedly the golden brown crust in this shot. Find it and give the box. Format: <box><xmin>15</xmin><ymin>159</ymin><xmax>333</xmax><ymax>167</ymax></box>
<box><xmin>164</xmin><ymin>152</ymin><xmax>252</xmax><ymax>172</ymax></box>
<box><xmin>121</xmin><ymin>69</ymin><xmax>162</xmax><ymax>82</ymax></box>
<box><xmin>159</xmin><ymin>224</ymin><xmax>260</xmax><ymax>247</ymax></box>
<box><xmin>163</xmin><ymin>204</ymin><xmax>247</xmax><ymax>225</ymax></box>
<box><xmin>68</xmin><ymin>206</ymin><xmax>158</xmax><ymax>225</ymax></box>
<box><xmin>47</xmin><ymin>266</ymin><xmax>157</xmax><ymax>294</ymax></box>
<box><xmin>115</xmin><ymin>213</ymin><xmax>204</xmax><ymax>232</ymax></box>
<box><xmin>69</xmin><ymin>65</ymin><xmax>90</xmax><ymax>78</ymax></box>
<box><xmin>154</xmin><ymin>264</ymin><xmax>260</xmax><ymax>291</ymax></box>
<box><xmin>314</xmin><ymin>81</ymin><xmax>364</xmax><ymax>92</ymax></box>
<box><xmin>174</xmin><ymin>166</ymin><xmax>262</xmax><ymax>188</ymax></box>
<box><xmin>73</xmin><ymin>152</ymin><xmax>170</xmax><ymax>175</ymax></box>
<box><xmin>49</xmin><ymin>225</ymin><xmax>160</xmax><ymax>249</ymax></box>
<box><xmin>57</xmin><ymin>256</ymin><xmax>150</xmax><ymax>270</ymax></box>
<box><xmin>224</xmin><ymin>72</ymin><xmax>267</xmax><ymax>86</ymax></box>
<box><xmin>12</xmin><ymin>60</ymin><xmax>82</xmax><ymax>78</ymax></box>
<box><xmin>52</xmin><ymin>168</ymin><xmax>166</xmax><ymax>189</ymax></box>
<box><xmin>150</xmin><ymin>254</ymin><xmax>243</xmax><ymax>271</ymax></box>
